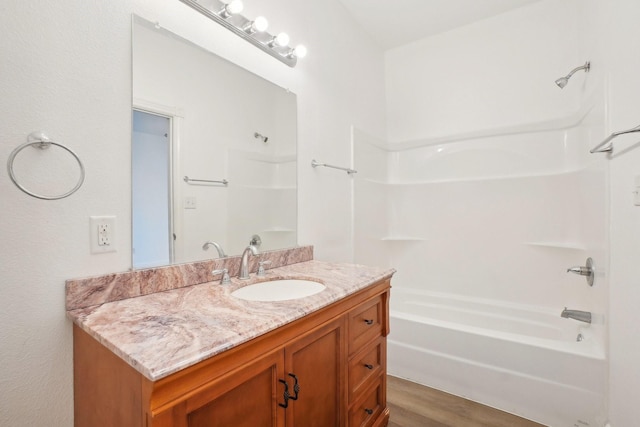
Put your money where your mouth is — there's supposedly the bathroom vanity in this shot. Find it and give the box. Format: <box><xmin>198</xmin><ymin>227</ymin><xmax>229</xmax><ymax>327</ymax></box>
<box><xmin>67</xmin><ymin>255</ymin><xmax>393</xmax><ymax>427</ymax></box>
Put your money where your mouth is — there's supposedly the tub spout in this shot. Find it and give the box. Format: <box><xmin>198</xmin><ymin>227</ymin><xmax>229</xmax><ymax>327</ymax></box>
<box><xmin>561</xmin><ymin>307</ymin><xmax>592</xmax><ymax>324</ymax></box>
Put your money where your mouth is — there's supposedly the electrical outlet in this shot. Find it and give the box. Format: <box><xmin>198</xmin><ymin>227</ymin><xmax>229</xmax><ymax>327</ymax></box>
<box><xmin>98</xmin><ymin>223</ymin><xmax>111</xmax><ymax>246</ymax></box>
<box><xmin>90</xmin><ymin>216</ymin><xmax>116</xmax><ymax>254</ymax></box>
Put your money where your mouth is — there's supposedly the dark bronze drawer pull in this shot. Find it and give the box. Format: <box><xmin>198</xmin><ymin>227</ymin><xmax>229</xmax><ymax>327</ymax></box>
<box><xmin>364</xmin><ymin>363</ymin><xmax>374</xmax><ymax>370</ymax></box>
<box><xmin>364</xmin><ymin>408</ymin><xmax>373</xmax><ymax>415</ymax></box>
<box><xmin>364</xmin><ymin>319</ymin><xmax>374</xmax><ymax>325</ymax></box>
<box><xmin>279</xmin><ymin>379</ymin><xmax>290</xmax><ymax>408</ymax></box>
<box><xmin>288</xmin><ymin>373</ymin><xmax>300</xmax><ymax>400</ymax></box>
<box><xmin>279</xmin><ymin>373</ymin><xmax>300</xmax><ymax>408</ymax></box>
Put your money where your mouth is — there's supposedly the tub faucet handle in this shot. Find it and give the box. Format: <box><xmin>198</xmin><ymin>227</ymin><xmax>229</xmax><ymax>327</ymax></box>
<box><xmin>566</xmin><ymin>257</ymin><xmax>594</xmax><ymax>286</ymax></box>
<box><xmin>567</xmin><ymin>266</ymin><xmax>590</xmax><ymax>275</ymax></box>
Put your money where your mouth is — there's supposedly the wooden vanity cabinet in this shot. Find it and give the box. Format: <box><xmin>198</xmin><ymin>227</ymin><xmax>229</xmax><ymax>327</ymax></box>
<box><xmin>284</xmin><ymin>318</ymin><xmax>345</xmax><ymax>426</ymax></box>
<box><xmin>182</xmin><ymin>348</ymin><xmax>283</xmax><ymax>427</ymax></box>
<box><xmin>73</xmin><ymin>278</ymin><xmax>390</xmax><ymax>427</ymax></box>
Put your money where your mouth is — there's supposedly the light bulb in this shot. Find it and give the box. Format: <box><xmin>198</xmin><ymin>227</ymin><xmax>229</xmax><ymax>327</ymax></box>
<box><xmin>221</xmin><ymin>0</ymin><xmax>243</xmax><ymax>17</ymax></box>
<box><xmin>293</xmin><ymin>44</ymin><xmax>307</xmax><ymax>59</ymax></box>
<box><xmin>274</xmin><ymin>32</ymin><xmax>289</xmax><ymax>47</ymax></box>
<box><xmin>244</xmin><ymin>16</ymin><xmax>268</xmax><ymax>33</ymax></box>
<box><xmin>253</xmin><ymin>16</ymin><xmax>268</xmax><ymax>32</ymax></box>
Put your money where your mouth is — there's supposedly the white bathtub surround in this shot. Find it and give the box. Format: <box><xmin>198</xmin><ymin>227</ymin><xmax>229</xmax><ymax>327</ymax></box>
<box><xmin>388</xmin><ymin>288</ymin><xmax>606</xmax><ymax>427</ymax></box>
<box><xmin>354</xmin><ymin>120</ymin><xmax>608</xmax><ymax>425</ymax></box>
<box><xmin>354</xmin><ymin>0</ymin><xmax>609</xmax><ymax>425</ymax></box>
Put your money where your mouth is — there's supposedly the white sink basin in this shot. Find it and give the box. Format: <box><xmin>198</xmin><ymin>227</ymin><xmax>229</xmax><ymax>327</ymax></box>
<box><xmin>231</xmin><ymin>279</ymin><xmax>326</xmax><ymax>302</ymax></box>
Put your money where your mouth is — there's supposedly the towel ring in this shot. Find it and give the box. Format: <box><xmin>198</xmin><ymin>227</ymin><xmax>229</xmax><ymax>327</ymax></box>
<box><xmin>7</xmin><ymin>132</ymin><xmax>85</xmax><ymax>200</ymax></box>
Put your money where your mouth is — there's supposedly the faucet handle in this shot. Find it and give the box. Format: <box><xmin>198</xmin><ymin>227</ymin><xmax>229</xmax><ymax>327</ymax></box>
<box><xmin>257</xmin><ymin>260</ymin><xmax>272</xmax><ymax>277</ymax></box>
<box><xmin>212</xmin><ymin>268</ymin><xmax>230</xmax><ymax>285</ymax></box>
<box><xmin>566</xmin><ymin>257</ymin><xmax>595</xmax><ymax>286</ymax></box>
<box><xmin>567</xmin><ymin>266</ymin><xmax>590</xmax><ymax>275</ymax></box>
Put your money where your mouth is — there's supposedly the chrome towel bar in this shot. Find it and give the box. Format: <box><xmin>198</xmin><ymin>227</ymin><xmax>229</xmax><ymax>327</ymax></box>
<box><xmin>184</xmin><ymin>176</ymin><xmax>229</xmax><ymax>185</ymax></box>
<box><xmin>590</xmin><ymin>123</ymin><xmax>640</xmax><ymax>153</ymax></box>
<box><xmin>311</xmin><ymin>159</ymin><xmax>357</xmax><ymax>175</ymax></box>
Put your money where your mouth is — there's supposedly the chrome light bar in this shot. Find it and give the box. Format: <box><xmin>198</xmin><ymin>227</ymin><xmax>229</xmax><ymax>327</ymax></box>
<box><xmin>178</xmin><ymin>0</ymin><xmax>306</xmax><ymax>67</ymax></box>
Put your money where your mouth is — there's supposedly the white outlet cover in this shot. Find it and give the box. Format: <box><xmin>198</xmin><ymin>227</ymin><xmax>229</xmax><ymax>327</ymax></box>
<box><xmin>90</xmin><ymin>216</ymin><xmax>116</xmax><ymax>254</ymax></box>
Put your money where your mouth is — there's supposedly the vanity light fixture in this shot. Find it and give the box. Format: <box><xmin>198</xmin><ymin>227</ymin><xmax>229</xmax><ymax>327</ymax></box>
<box><xmin>179</xmin><ymin>0</ymin><xmax>307</xmax><ymax>67</ymax></box>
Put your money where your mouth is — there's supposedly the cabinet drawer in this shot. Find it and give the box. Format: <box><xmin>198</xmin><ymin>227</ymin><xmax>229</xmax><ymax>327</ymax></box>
<box><xmin>349</xmin><ymin>296</ymin><xmax>383</xmax><ymax>355</ymax></box>
<box><xmin>348</xmin><ymin>379</ymin><xmax>383</xmax><ymax>427</ymax></box>
<box><xmin>349</xmin><ymin>337</ymin><xmax>384</xmax><ymax>402</ymax></box>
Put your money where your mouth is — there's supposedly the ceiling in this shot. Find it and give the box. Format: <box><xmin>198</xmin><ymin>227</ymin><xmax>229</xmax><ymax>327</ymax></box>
<box><xmin>336</xmin><ymin>0</ymin><xmax>543</xmax><ymax>50</ymax></box>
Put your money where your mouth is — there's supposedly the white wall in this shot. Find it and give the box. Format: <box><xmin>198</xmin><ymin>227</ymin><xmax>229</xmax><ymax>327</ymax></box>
<box><xmin>0</xmin><ymin>1</ymin><xmax>132</xmax><ymax>425</ymax></box>
<box><xmin>0</xmin><ymin>0</ymin><xmax>386</xmax><ymax>425</ymax></box>
<box><xmin>385</xmin><ymin>0</ymin><xmax>583</xmax><ymax>143</ymax></box>
<box><xmin>604</xmin><ymin>0</ymin><xmax>640</xmax><ymax>424</ymax></box>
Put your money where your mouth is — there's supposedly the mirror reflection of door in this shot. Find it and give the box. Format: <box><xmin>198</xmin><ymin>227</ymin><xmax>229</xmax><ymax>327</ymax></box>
<box><xmin>132</xmin><ymin>109</ymin><xmax>172</xmax><ymax>269</ymax></box>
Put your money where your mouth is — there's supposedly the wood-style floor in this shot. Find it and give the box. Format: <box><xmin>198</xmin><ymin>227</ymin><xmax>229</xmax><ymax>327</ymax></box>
<box><xmin>387</xmin><ymin>376</ymin><xmax>546</xmax><ymax>427</ymax></box>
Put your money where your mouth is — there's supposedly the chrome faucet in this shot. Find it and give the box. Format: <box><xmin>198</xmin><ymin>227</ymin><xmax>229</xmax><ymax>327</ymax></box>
<box><xmin>239</xmin><ymin>245</ymin><xmax>259</xmax><ymax>280</ymax></box>
<box><xmin>202</xmin><ymin>241</ymin><xmax>227</xmax><ymax>258</ymax></box>
<box><xmin>561</xmin><ymin>307</ymin><xmax>592</xmax><ymax>324</ymax></box>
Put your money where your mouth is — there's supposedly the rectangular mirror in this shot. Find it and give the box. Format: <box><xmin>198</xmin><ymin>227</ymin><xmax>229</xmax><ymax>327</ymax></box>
<box><xmin>132</xmin><ymin>16</ymin><xmax>297</xmax><ymax>269</ymax></box>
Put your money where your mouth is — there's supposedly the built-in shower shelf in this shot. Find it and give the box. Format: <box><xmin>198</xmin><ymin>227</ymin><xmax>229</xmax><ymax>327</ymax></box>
<box><xmin>524</xmin><ymin>241</ymin><xmax>586</xmax><ymax>250</ymax></box>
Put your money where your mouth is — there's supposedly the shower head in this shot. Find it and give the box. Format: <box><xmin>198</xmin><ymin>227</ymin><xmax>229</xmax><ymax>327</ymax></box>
<box><xmin>555</xmin><ymin>61</ymin><xmax>590</xmax><ymax>89</ymax></box>
<box><xmin>555</xmin><ymin>77</ymin><xmax>569</xmax><ymax>89</ymax></box>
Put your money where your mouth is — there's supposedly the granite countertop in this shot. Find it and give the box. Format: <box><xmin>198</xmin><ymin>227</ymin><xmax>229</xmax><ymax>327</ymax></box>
<box><xmin>67</xmin><ymin>260</ymin><xmax>395</xmax><ymax>381</ymax></box>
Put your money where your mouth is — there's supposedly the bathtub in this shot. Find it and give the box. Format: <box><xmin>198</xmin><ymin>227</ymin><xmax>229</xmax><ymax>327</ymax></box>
<box><xmin>388</xmin><ymin>287</ymin><xmax>607</xmax><ymax>427</ymax></box>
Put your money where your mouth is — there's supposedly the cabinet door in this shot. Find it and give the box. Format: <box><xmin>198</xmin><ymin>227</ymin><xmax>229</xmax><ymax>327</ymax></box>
<box><xmin>284</xmin><ymin>317</ymin><xmax>346</xmax><ymax>427</ymax></box>
<box><xmin>184</xmin><ymin>349</ymin><xmax>285</xmax><ymax>427</ymax></box>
